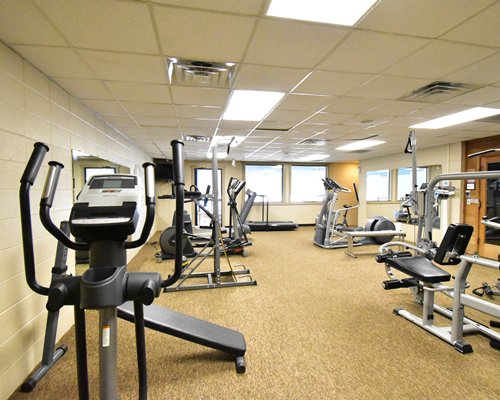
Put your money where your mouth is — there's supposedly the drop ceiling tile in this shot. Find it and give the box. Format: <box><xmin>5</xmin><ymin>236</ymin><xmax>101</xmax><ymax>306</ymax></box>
<box><xmin>326</xmin><ymin>125</ymin><xmax>369</xmax><ymax>134</ymax></box>
<box><xmin>105</xmin><ymin>82</ymin><xmax>172</xmax><ymax>103</ymax></box>
<box><xmin>347</xmin><ymin>75</ymin><xmax>431</xmax><ymax>100</ymax></box>
<box><xmin>365</xmin><ymin>100</ymin><xmax>430</xmax><ymax>116</ymax></box>
<box><xmin>153</xmin><ymin>0</ymin><xmax>266</xmax><ymax>15</ymax></box>
<box><xmin>113</xmin><ymin>125</ymin><xmax>148</xmax><ymax>139</ymax></box>
<box><xmin>323</xmin><ymin>97</ymin><xmax>383</xmax><ymax>114</ymax></box>
<box><xmin>53</xmin><ymin>78</ymin><xmax>113</xmax><ymax>100</ymax></box>
<box><xmin>178</xmin><ymin>127</ymin><xmax>216</xmax><ymax>136</ymax></box>
<box><xmin>175</xmin><ymin>105</ymin><xmax>223</xmax><ymax>119</ymax></box>
<box><xmin>122</xmin><ymin>102</ymin><xmax>175</xmax><ymax>117</ymax></box>
<box><xmin>444</xmin><ymin>86</ymin><xmax>500</xmax><ymax>106</ymax></box>
<box><xmin>407</xmin><ymin>103</ymin><xmax>468</xmax><ymax>118</ymax></box>
<box><xmin>306</xmin><ymin>112</ymin><xmax>354</xmax><ymax>124</ymax></box>
<box><xmin>278</xmin><ymin>94</ymin><xmax>332</xmax><ymax>111</ymax></box>
<box><xmin>234</xmin><ymin>64</ymin><xmax>309</xmax><ymax>92</ymax></box>
<box><xmin>265</xmin><ymin>109</ymin><xmax>314</xmax><ymax>123</ymax></box>
<box><xmin>359</xmin><ymin>0</ymin><xmax>495</xmax><ymax>38</ymax></box>
<box><xmin>319</xmin><ymin>31</ymin><xmax>429</xmax><ymax>74</ymax></box>
<box><xmin>82</xmin><ymin>99</ymin><xmax>126</xmax><ymax>114</ymax></box>
<box><xmin>249</xmin><ymin>130</ymin><xmax>281</xmax><ymax>138</ymax></box>
<box><xmin>154</xmin><ymin>6</ymin><xmax>255</xmax><ymax>62</ymax></box>
<box><xmin>321</xmin><ymin>132</ymin><xmax>349</xmax><ymax>140</ymax></box>
<box><xmin>294</xmin><ymin>71</ymin><xmax>373</xmax><ymax>96</ymax></box>
<box><xmin>101</xmin><ymin>114</ymin><xmax>137</xmax><ymax>125</ymax></box>
<box><xmin>177</xmin><ymin>118</ymin><xmax>219</xmax><ymax>129</ymax></box>
<box><xmin>257</xmin><ymin>121</ymin><xmax>296</xmax><ymax>131</ymax></box>
<box><xmin>245</xmin><ymin>19</ymin><xmax>348</xmax><ymax>68</ymax></box>
<box><xmin>442</xmin><ymin>1</ymin><xmax>500</xmax><ymax>47</ymax></box>
<box><xmin>442</xmin><ymin>52</ymin><xmax>500</xmax><ymax>85</ymax></box>
<box><xmin>383</xmin><ymin>115</ymin><xmax>427</xmax><ymax>128</ymax></box>
<box><xmin>144</xmin><ymin>127</ymin><xmax>180</xmax><ymax>137</ymax></box>
<box><xmin>384</xmin><ymin>40</ymin><xmax>497</xmax><ymax>80</ymax></box>
<box><xmin>135</xmin><ymin>115</ymin><xmax>178</xmax><ymax>127</ymax></box>
<box><xmin>170</xmin><ymin>86</ymin><xmax>230</xmax><ymax>106</ymax></box>
<box><xmin>12</xmin><ymin>46</ymin><xmax>95</xmax><ymax>79</ymax></box>
<box><xmin>34</xmin><ymin>0</ymin><xmax>158</xmax><ymax>53</ymax></box>
<box><xmin>0</xmin><ymin>0</ymin><xmax>66</xmax><ymax>46</ymax></box>
<box><xmin>292</xmin><ymin>123</ymin><xmax>329</xmax><ymax>133</ymax></box>
<box><xmin>79</xmin><ymin>50</ymin><xmax>167</xmax><ymax>84</ymax></box>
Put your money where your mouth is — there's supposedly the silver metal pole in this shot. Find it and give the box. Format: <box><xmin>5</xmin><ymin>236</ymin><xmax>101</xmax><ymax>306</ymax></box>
<box><xmin>99</xmin><ymin>307</ymin><xmax>118</xmax><ymax>400</ymax></box>
<box><xmin>424</xmin><ymin>170</ymin><xmax>500</xmax><ymax>240</ymax></box>
<box><xmin>212</xmin><ymin>142</ymin><xmax>221</xmax><ymax>285</ymax></box>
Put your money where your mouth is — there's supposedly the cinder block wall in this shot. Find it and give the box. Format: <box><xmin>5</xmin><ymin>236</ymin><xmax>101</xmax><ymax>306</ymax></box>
<box><xmin>0</xmin><ymin>42</ymin><xmax>153</xmax><ymax>399</ymax></box>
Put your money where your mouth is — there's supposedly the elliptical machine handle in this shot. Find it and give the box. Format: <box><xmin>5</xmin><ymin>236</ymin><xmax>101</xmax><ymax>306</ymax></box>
<box><xmin>162</xmin><ymin>140</ymin><xmax>185</xmax><ymax>288</ymax></box>
<box><xmin>125</xmin><ymin>162</ymin><xmax>156</xmax><ymax>249</ymax></box>
<box><xmin>39</xmin><ymin>161</ymin><xmax>87</xmax><ymax>251</ymax></box>
<box><xmin>41</xmin><ymin>161</ymin><xmax>64</xmax><ymax>208</ymax></box>
<box><xmin>21</xmin><ymin>142</ymin><xmax>49</xmax><ymax>185</ymax></box>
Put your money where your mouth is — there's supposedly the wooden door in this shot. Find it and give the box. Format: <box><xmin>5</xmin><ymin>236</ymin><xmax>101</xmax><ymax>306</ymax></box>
<box><xmin>478</xmin><ymin>155</ymin><xmax>500</xmax><ymax>259</ymax></box>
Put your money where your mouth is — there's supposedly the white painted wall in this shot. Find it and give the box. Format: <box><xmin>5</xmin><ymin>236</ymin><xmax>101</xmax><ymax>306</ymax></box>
<box><xmin>0</xmin><ymin>42</ymin><xmax>152</xmax><ymax>399</ymax></box>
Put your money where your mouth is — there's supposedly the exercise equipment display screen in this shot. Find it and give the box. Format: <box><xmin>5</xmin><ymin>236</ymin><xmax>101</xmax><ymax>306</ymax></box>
<box><xmin>90</xmin><ymin>177</ymin><xmax>136</xmax><ymax>189</ymax></box>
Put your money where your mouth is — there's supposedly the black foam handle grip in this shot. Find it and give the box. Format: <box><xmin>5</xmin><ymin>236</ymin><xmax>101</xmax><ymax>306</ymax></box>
<box><xmin>171</xmin><ymin>140</ymin><xmax>184</xmax><ymax>185</ymax></box>
<box><xmin>21</xmin><ymin>142</ymin><xmax>49</xmax><ymax>185</ymax></box>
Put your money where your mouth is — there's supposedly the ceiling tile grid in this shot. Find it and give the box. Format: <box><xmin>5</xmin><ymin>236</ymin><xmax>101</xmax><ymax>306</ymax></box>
<box><xmin>0</xmin><ymin>0</ymin><xmax>499</xmax><ymax>162</ymax></box>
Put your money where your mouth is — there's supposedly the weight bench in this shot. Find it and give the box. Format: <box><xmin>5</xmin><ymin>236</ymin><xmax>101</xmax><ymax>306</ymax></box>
<box><xmin>376</xmin><ymin>224</ymin><xmax>500</xmax><ymax>353</ymax></box>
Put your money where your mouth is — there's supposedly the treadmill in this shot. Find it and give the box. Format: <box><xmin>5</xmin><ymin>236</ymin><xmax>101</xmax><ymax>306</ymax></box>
<box><xmin>245</xmin><ymin>193</ymin><xmax>298</xmax><ymax>231</ymax></box>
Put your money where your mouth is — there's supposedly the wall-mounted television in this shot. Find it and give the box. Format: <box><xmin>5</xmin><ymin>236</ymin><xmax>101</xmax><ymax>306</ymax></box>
<box><xmin>154</xmin><ymin>159</ymin><xmax>174</xmax><ymax>181</ymax></box>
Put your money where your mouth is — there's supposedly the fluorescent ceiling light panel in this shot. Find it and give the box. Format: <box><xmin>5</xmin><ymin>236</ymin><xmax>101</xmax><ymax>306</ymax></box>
<box><xmin>336</xmin><ymin>140</ymin><xmax>385</xmax><ymax>151</ymax></box>
<box><xmin>410</xmin><ymin>107</ymin><xmax>500</xmax><ymax>129</ymax></box>
<box><xmin>223</xmin><ymin>90</ymin><xmax>285</xmax><ymax>121</ymax></box>
<box><xmin>266</xmin><ymin>0</ymin><xmax>378</xmax><ymax>26</ymax></box>
<box><xmin>299</xmin><ymin>154</ymin><xmax>329</xmax><ymax>161</ymax></box>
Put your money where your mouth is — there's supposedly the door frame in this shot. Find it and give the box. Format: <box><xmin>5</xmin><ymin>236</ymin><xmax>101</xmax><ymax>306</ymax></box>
<box><xmin>478</xmin><ymin>154</ymin><xmax>500</xmax><ymax>258</ymax></box>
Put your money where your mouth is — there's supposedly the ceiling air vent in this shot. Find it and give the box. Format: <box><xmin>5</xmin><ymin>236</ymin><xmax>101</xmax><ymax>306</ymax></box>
<box><xmin>399</xmin><ymin>81</ymin><xmax>480</xmax><ymax>103</ymax></box>
<box><xmin>167</xmin><ymin>58</ymin><xmax>237</xmax><ymax>88</ymax></box>
<box><xmin>181</xmin><ymin>134</ymin><xmax>212</xmax><ymax>143</ymax></box>
<box><xmin>297</xmin><ymin>138</ymin><xmax>329</xmax><ymax>146</ymax></box>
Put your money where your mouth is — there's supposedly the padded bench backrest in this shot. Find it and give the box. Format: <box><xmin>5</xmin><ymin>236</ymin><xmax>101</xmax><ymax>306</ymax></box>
<box><xmin>434</xmin><ymin>223</ymin><xmax>474</xmax><ymax>265</ymax></box>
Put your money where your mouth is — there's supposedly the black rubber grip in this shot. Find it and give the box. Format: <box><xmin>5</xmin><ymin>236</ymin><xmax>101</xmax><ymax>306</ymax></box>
<box><xmin>21</xmin><ymin>142</ymin><xmax>49</xmax><ymax>185</ymax></box>
<box><xmin>171</xmin><ymin>140</ymin><xmax>184</xmax><ymax>184</ymax></box>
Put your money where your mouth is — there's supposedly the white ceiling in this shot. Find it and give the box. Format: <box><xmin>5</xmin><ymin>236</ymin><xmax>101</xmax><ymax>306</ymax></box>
<box><xmin>1</xmin><ymin>0</ymin><xmax>499</xmax><ymax>162</ymax></box>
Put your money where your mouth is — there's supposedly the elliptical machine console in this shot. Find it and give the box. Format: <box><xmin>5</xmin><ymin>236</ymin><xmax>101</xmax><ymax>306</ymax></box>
<box><xmin>72</xmin><ymin>174</ymin><xmax>141</xmax><ymax>240</ymax></box>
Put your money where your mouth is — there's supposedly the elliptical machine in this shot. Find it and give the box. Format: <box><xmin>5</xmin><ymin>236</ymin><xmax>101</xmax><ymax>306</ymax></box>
<box><xmin>19</xmin><ymin>140</ymin><xmax>247</xmax><ymax>399</ymax></box>
<box><xmin>20</xmin><ymin>142</ymin><xmax>165</xmax><ymax>399</ymax></box>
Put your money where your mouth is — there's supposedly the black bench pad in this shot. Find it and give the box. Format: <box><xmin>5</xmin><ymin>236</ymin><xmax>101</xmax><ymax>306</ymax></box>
<box><xmin>385</xmin><ymin>256</ymin><xmax>451</xmax><ymax>284</ymax></box>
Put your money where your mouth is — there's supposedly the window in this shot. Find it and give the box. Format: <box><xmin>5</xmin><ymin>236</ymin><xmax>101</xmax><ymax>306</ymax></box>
<box><xmin>84</xmin><ymin>167</ymin><xmax>116</xmax><ymax>183</ymax></box>
<box><xmin>244</xmin><ymin>164</ymin><xmax>283</xmax><ymax>202</ymax></box>
<box><xmin>366</xmin><ymin>169</ymin><xmax>390</xmax><ymax>201</ymax></box>
<box><xmin>397</xmin><ymin>167</ymin><xmax>428</xmax><ymax>200</ymax></box>
<box><xmin>290</xmin><ymin>165</ymin><xmax>327</xmax><ymax>202</ymax></box>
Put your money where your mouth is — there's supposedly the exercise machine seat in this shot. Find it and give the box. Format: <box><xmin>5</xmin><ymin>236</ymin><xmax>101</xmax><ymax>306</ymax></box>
<box><xmin>385</xmin><ymin>256</ymin><xmax>451</xmax><ymax>284</ymax></box>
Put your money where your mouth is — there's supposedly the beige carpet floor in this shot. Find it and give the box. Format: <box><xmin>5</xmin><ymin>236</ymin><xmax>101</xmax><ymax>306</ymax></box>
<box><xmin>9</xmin><ymin>227</ymin><xmax>499</xmax><ymax>399</ymax></box>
